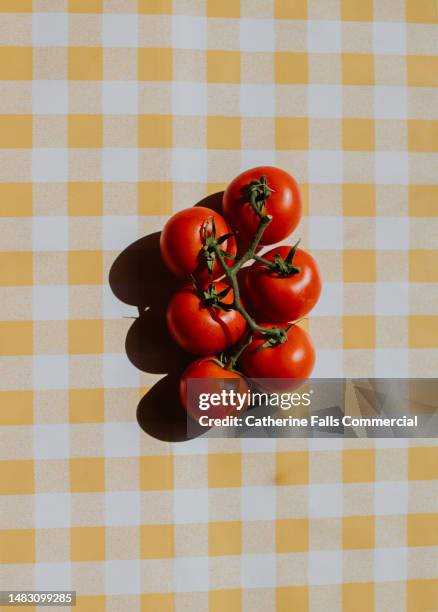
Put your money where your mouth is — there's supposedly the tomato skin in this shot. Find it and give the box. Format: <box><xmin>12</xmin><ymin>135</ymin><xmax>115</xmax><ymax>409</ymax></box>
<box><xmin>244</xmin><ymin>246</ymin><xmax>322</xmax><ymax>323</ymax></box>
<box><xmin>223</xmin><ymin>166</ymin><xmax>302</xmax><ymax>246</ymax></box>
<box><xmin>167</xmin><ymin>281</ymin><xmax>246</xmax><ymax>356</ymax></box>
<box><xmin>160</xmin><ymin>206</ymin><xmax>236</xmax><ymax>281</ymax></box>
<box><xmin>180</xmin><ymin>357</ymin><xmax>248</xmax><ymax>420</ymax></box>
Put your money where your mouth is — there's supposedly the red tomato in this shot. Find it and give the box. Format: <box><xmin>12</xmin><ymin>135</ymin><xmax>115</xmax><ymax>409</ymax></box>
<box><xmin>223</xmin><ymin>166</ymin><xmax>302</xmax><ymax>246</ymax></box>
<box><xmin>240</xmin><ymin>323</ymin><xmax>315</xmax><ymax>390</ymax></box>
<box><xmin>180</xmin><ymin>357</ymin><xmax>249</xmax><ymax>420</ymax></box>
<box><xmin>160</xmin><ymin>206</ymin><xmax>236</xmax><ymax>281</ymax></box>
<box><xmin>167</xmin><ymin>281</ymin><xmax>246</xmax><ymax>355</ymax></box>
<box><xmin>244</xmin><ymin>246</ymin><xmax>322</xmax><ymax>323</ymax></box>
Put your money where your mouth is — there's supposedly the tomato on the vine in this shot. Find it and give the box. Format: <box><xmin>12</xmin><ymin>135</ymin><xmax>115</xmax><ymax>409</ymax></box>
<box><xmin>160</xmin><ymin>206</ymin><xmax>236</xmax><ymax>281</ymax></box>
<box><xmin>244</xmin><ymin>244</ymin><xmax>322</xmax><ymax>323</ymax></box>
<box><xmin>223</xmin><ymin>166</ymin><xmax>302</xmax><ymax>246</ymax></box>
<box><xmin>167</xmin><ymin>280</ymin><xmax>246</xmax><ymax>356</ymax></box>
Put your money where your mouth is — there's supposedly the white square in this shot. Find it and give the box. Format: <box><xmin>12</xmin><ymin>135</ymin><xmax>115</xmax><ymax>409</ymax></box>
<box><xmin>309</xmin><ymin>85</ymin><xmax>342</xmax><ymax>118</ymax></box>
<box><xmin>174</xmin><ymin>557</ymin><xmax>209</xmax><ymax>592</ymax></box>
<box><xmin>240</xmin><ymin>85</ymin><xmax>275</xmax><ymax>117</ymax></box>
<box><xmin>34</xmin><ymin>424</ymin><xmax>70</xmax><ymax>459</ymax></box>
<box><xmin>33</xmin><ymin>13</ymin><xmax>68</xmax><ymax>46</ymax></box>
<box><xmin>33</xmin><ymin>149</ymin><xmax>68</xmax><ymax>182</ymax></box>
<box><xmin>33</xmin><ymin>217</ymin><xmax>68</xmax><ymax>252</ymax></box>
<box><xmin>171</xmin><ymin>149</ymin><xmax>207</xmax><ymax>182</ymax></box>
<box><xmin>242</xmin><ymin>486</ymin><xmax>276</xmax><ymax>521</ymax></box>
<box><xmin>376</xmin><ymin>283</ymin><xmax>409</xmax><ymax>315</ymax></box>
<box><xmin>308</xmin><ymin>20</ymin><xmax>342</xmax><ymax>53</ymax></box>
<box><xmin>374</xmin><ymin>547</ymin><xmax>407</xmax><ymax>582</ymax></box>
<box><xmin>240</xmin><ymin>150</ymin><xmax>276</xmax><ymax>170</ymax></box>
<box><xmin>376</xmin><ymin>217</ymin><xmax>409</xmax><ymax>250</ymax></box>
<box><xmin>172</xmin><ymin>16</ymin><xmax>207</xmax><ymax>49</ymax></box>
<box><xmin>373</xmin><ymin>22</ymin><xmax>406</xmax><ymax>55</ymax></box>
<box><xmin>375</xmin><ymin>481</ymin><xmax>408</xmax><ymax>515</ymax></box>
<box><xmin>240</xmin><ymin>19</ymin><xmax>275</xmax><ymax>52</ymax></box>
<box><xmin>103</xmin><ymin>216</ymin><xmax>138</xmax><ymax>250</ymax></box>
<box><xmin>309</xmin><ymin>216</ymin><xmax>343</xmax><ymax>250</ymax></box>
<box><xmin>35</xmin><ymin>493</ymin><xmax>70</xmax><ymax>528</ymax></box>
<box><xmin>103</xmin><ymin>14</ymin><xmax>138</xmax><ymax>48</ymax></box>
<box><xmin>105</xmin><ymin>560</ymin><xmax>140</xmax><ymax>595</ymax></box>
<box><xmin>309</xmin><ymin>483</ymin><xmax>342</xmax><ymax>518</ymax></box>
<box><xmin>172</xmin><ymin>436</ymin><xmax>209</xmax><ymax>455</ymax></box>
<box><xmin>103</xmin><ymin>353</ymin><xmax>139</xmax><ymax>388</ymax></box>
<box><xmin>309</xmin><ymin>550</ymin><xmax>342</xmax><ymax>585</ymax></box>
<box><xmin>308</xmin><ymin>438</ymin><xmax>343</xmax><ymax>451</ymax></box>
<box><xmin>172</xmin><ymin>82</ymin><xmax>207</xmax><ymax>116</ymax></box>
<box><xmin>104</xmin><ymin>422</ymin><xmax>140</xmax><ymax>457</ymax></box>
<box><xmin>33</xmin><ymin>355</ymin><xmax>69</xmax><ymax>390</ymax></box>
<box><xmin>241</xmin><ymin>438</ymin><xmax>276</xmax><ymax>453</ymax></box>
<box><xmin>312</xmin><ymin>282</ymin><xmax>343</xmax><ymax>317</ymax></box>
<box><xmin>174</xmin><ymin>489</ymin><xmax>208</xmax><ymax>524</ymax></box>
<box><xmin>102</xmin><ymin>285</ymin><xmax>136</xmax><ymax>319</ymax></box>
<box><xmin>375</xmin><ymin>152</ymin><xmax>408</xmax><ymax>185</ymax></box>
<box><xmin>33</xmin><ymin>81</ymin><xmax>68</xmax><ymax>115</ymax></box>
<box><xmin>105</xmin><ymin>492</ymin><xmax>140</xmax><ymax>526</ymax></box>
<box><xmin>242</xmin><ymin>554</ymin><xmax>276</xmax><ymax>588</ymax></box>
<box><xmin>374</xmin><ymin>86</ymin><xmax>407</xmax><ymax>120</ymax></box>
<box><xmin>35</xmin><ymin>563</ymin><xmax>71</xmax><ymax>590</ymax></box>
<box><xmin>309</xmin><ymin>151</ymin><xmax>342</xmax><ymax>184</ymax></box>
<box><xmin>33</xmin><ymin>286</ymin><xmax>68</xmax><ymax>321</ymax></box>
<box><xmin>312</xmin><ymin>350</ymin><xmax>343</xmax><ymax>378</ymax></box>
<box><xmin>375</xmin><ymin>349</ymin><xmax>409</xmax><ymax>377</ymax></box>
<box><xmin>103</xmin><ymin>149</ymin><xmax>138</xmax><ymax>182</ymax></box>
<box><xmin>102</xmin><ymin>82</ymin><xmax>138</xmax><ymax>115</ymax></box>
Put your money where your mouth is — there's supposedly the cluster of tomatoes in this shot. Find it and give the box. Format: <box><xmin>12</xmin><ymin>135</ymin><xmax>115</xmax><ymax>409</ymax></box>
<box><xmin>159</xmin><ymin>166</ymin><xmax>322</xmax><ymax>421</ymax></box>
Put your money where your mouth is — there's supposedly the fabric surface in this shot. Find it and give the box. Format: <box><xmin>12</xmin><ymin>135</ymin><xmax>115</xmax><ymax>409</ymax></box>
<box><xmin>0</xmin><ymin>1</ymin><xmax>438</xmax><ymax>610</ymax></box>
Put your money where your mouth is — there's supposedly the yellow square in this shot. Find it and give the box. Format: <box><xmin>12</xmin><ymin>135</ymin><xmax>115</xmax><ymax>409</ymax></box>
<box><xmin>68</xmin><ymin>115</ymin><xmax>103</xmax><ymax>148</ymax></box>
<box><xmin>0</xmin><ymin>0</ymin><xmax>32</xmax><ymax>10</ymax></box>
<box><xmin>70</xmin><ymin>457</ymin><xmax>105</xmax><ymax>492</ymax></box>
<box><xmin>275</xmin><ymin>52</ymin><xmax>308</xmax><ymax>84</ymax></box>
<box><xmin>0</xmin><ymin>529</ymin><xmax>34</xmax><ymax>564</ymax></box>
<box><xmin>409</xmin><ymin>316</ymin><xmax>438</xmax><ymax>348</ymax></box>
<box><xmin>0</xmin><ymin>183</ymin><xmax>32</xmax><ymax>217</ymax></box>
<box><xmin>408</xmin><ymin>57</ymin><xmax>438</xmax><ymax>87</ymax></box>
<box><xmin>343</xmin><ymin>316</ymin><xmax>375</xmax><ymax>349</ymax></box>
<box><xmin>409</xmin><ymin>250</ymin><xmax>438</xmax><ymax>282</ymax></box>
<box><xmin>208</xmin><ymin>521</ymin><xmax>241</xmax><ymax>556</ymax></box>
<box><xmin>140</xmin><ymin>524</ymin><xmax>173</xmax><ymax>559</ymax></box>
<box><xmin>0</xmin><ymin>460</ymin><xmax>34</xmax><ymax>494</ymax></box>
<box><xmin>300</xmin><ymin>183</ymin><xmax>309</xmax><ymax>216</ymax></box>
<box><xmin>139</xmin><ymin>115</ymin><xmax>172</xmax><ymax>148</ymax></box>
<box><xmin>140</xmin><ymin>455</ymin><xmax>174</xmax><ymax>490</ymax></box>
<box><xmin>275</xmin><ymin>0</ymin><xmax>307</xmax><ymax>19</ymax></box>
<box><xmin>138</xmin><ymin>48</ymin><xmax>172</xmax><ymax>81</ymax></box>
<box><xmin>409</xmin><ymin>447</ymin><xmax>438</xmax><ymax>480</ymax></box>
<box><xmin>69</xmin><ymin>48</ymin><xmax>103</xmax><ymax>80</ymax></box>
<box><xmin>276</xmin><ymin>519</ymin><xmax>308</xmax><ymax>552</ymax></box>
<box><xmin>208</xmin><ymin>453</ymin><xmax>241</xmax><ymax>488</ymax></box>
<box><xmin>138</xmin><ymin>182</ymin><xmax>173</xmax><ymax>215</ymax></box>
<box><xmin>76</xmin><ymin>596</ymin><xmax>106</xmax><ymax>612</ymax></box>
<box><xmin>69</xmin><ymin>388</ymin><xmax>104</xmax><ymax>423</ymax></box>
<box><xmin>138</xmin><ymin>0</ymin><xmax>172</xmax><ymax>14</ymax></box>
<box><xmin>343</xmin><ymin>583</ymin><xmax>374</xmax><ymax>612</ymax></box>
<box><xmin>408</xmin><ymin>579</ymin><xmax>438</xmax><ymax>612</ymax></box>
<box><xmin>68</xmin><ymin>182</ymin><xmax>102</xmax><ymax>216</ymax></box>
<box><xmin>0</xmin><ymin>48</ymin><xmax>32</xmax><ymax>80</ymax></box>
<box><xmin>208</xmin><ymin>117</ymin><xmax>241</xmax><ymax>149</ymax></box>
<box><xmin>207</xmin><ymin>51</ymin><xmax>240</xmax><ymax>84</ymax></box>
<box><xmin>277</xmin><ymin>587</ymin><xmax>308</xmax><ymax>612</ymax></box>
<box><xmin>408</xmin><ymin>514</ymin><xmax>438</xmax><ymax>547</ymax></box>
<box><xmin>343</xmin><ymin>516</ymin><xmax>375</xmax><ymax>549</ymax></box>
<box><xmin>71</xmin><ymin>527</ymin><xmax>105</xmax><ymax>561</ymax></box>
<box><xmin>276</xmin><ymin>118</ymin><xmax>308</xmax><ymax>150</ymax></box>
<box><xmin>0</xmin><ymin>252</ymin><xmax>32</xmax><ymax>286</ymax></box>
<box><xmin>69</xmin><ymin>0</ymin><xmax>102</xmax><ymax>11</ymax></box>
<box><xmin>342</xmin><ymin>54</ymin><xmax>374</xmax><ymax>85</ymax></box>
<box><xmin>0</xmin><ymin>321</ymin><xmax>33</xmax><ymax>356</ymax></box>
<box><xmin>409</xmin><ymin>185</ymin><xmax>438</xmax><ymax>217</ymax></box>
<box><xmin>343</xmin><ymin>184</ymin><xmax>375</xmax><ymax>216</ymax></box>
<box><xmin>0</xmin><ymin>116</ymin><xmax>32</xmax><ymax>148</ymax></box>
<box><xmin>341</xmin><ymin>0</ymin><xmax>373</xmax><ymax>21</ymax></box>
<box><xmin>0</xmin><ymin>391</ymin><xmax>33</xmax><ymax>425</ymax></box>
<box><xmin>406</xmin><ymin>0</ymin><xmax>437</xmax><ymax>23</ymax></box>
<box><xmin>343</xmin><ymin>119</ymin><xmax>375</xmax><ymax>151</ymax></box>
<box><xmin>207</xmin><ymin>0</ymin><xmax>240</xmax><ymax>17</ymax></box>
<box><xmin>343</xmin><ymin>250</ymin><xmax>376</xmax><ymax>282</ymax></box>
<box><xmin>209</xmin><ymin>590</ymin><xmax>241</xmax><ymax>612</ymax></box>
<box><xmin>68</xmin><ymin>251</ymin><xmax>103</xmax><ymax>285</ymax></box>
<box><xmin>276</xmin><ymin>451</ymin><xmax>309</xmax><ymax>485</ymax></box>
<box><xmin>141</xmin><ymin>594</ymin><xmax>174</xmax><ymax>612</ymax></box>
<box><xmin>408</xmin><ymin>120</ymin><xmax>438</xmax><ymax>152</ymax></box>
<box><xmin>343</xmin><ymin>449</ymin><xmax>375</xmax><ymax>483</ymax></box>
<box><xmin>69</xmin><ymin>320</ymin><xmax>103</xmax><ymax>355</ymax></box>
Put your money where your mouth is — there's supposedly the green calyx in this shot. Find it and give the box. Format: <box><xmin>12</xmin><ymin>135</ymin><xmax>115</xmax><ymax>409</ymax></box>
<box><xmin>260</xmin><ymin>239</ymin><xmax>301</xmax><ymax>277</ymax></box>
<box><xmin>247</xmin><ymin>175</ymin><xmax>273</xmax><ymax>217</ymax></box>
<box><xmin>256</xmin><ymin>324</ymin><xmax>291</xmax><ymax>352</ymax></box>
<box><xmin>191</xmin><ymin>276</ymin><xmax>232</xmax><ymax>310</ymax></box>
<box><xmin>201</xmin><ymin>217</ymin><xmax>234</xmax><ymax>274</ymax></box>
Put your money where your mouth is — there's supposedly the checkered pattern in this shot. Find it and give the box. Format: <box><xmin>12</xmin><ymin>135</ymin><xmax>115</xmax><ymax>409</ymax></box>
<box><xmin>0</xmin><ymin>1</ymin><xmax>438</xmax><ymax>610</ymax></box>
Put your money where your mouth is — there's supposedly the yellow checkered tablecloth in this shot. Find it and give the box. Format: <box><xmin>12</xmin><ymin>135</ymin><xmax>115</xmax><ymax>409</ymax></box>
<box><xmin>1</xmin><ymin>1</ymin><xmax>438</xmax><ymax>610</ymax></box>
